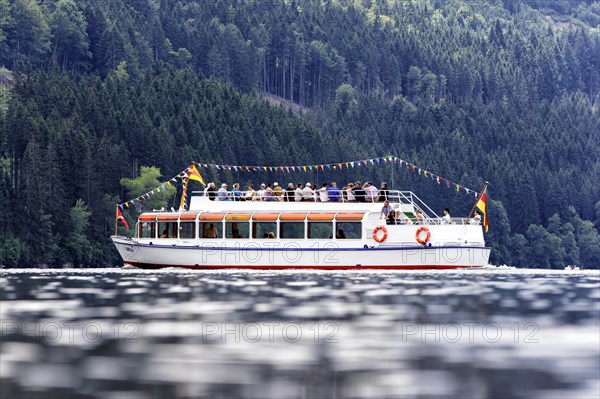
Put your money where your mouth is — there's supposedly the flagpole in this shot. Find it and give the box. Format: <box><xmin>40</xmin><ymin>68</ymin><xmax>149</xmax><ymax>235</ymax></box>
<box><xmin>467</xmin><ymin>181</ymin><xmax>489</xmax><ymax>220</ymax></box>
<box><xmin>114</xmin><ymin>205</ymin><xmax>118</xmax><ymax>236</ymax></box>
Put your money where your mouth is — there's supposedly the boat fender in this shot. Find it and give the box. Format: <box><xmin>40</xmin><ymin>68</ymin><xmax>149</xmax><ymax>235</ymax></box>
<box><xmin>416</xmin><ymin>226</ymin><xmax>431</xmax><ymax>245</ymax></box>
<box><xmin>373</xmin><ymin>226</ymin><xmax>388</xmax><ymax>243</ymax></box>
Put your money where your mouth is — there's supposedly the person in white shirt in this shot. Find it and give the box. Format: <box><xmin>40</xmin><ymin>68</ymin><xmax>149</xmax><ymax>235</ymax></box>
<box><xmin>363</xmin><ymin>181</ymin><xmax>379</xmax><ymax>202</ymax></box>
<box><xmin>317</xmin><ymin>182</ymin><xmax>329</xmax><ymax>202</ymax></box>
<box><xmin>244</xmin><ymin>185</ymin><xmax>256</xmax><ymax>201</ymax></box>
<box><xmin>470</xmin><ymin>210</ymin><xmax>481</xmax><ymax>225</ymax></box>
<box><xmin>294</xmin><ymin>183</ymin><xmax>304</xmax><ymax>202</ymax></box>
<box><xmin>441</xmin><ymin>208</ymin><xmax>451</xmax><ymax>224</ymax></box>
<box><xmin>345</xmin><ymin>183</ymin><xmax>355</xmax><ymax>202</ymax></box>
<box><xmin>302</xmin><ymin>183</ymin><xmax>315</xmax><ymax>201</ymax></box>
<box><xmin>256</xmin><ymin>183</ymin><xmax>266</xmax><ymax>201</ymax></box>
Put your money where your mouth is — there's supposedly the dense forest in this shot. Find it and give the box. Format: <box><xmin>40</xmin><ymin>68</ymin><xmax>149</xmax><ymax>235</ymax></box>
<box><xmin>0</xmin><ymin>0</ymin><xmax>599</xmax><ymax>268</ymax></box>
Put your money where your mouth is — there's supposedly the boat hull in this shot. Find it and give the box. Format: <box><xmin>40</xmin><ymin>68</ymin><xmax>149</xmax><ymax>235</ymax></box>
<box><xmin>112</xmin><ymin>237</ymin><xmax>490</xmax><ymax>270</ymax></box>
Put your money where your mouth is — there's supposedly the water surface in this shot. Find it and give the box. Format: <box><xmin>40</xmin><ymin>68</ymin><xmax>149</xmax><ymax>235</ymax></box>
<box><xmin>1</xmin><ymin>267</ymin><xmax>599</xmax><ymax>399</ymax></box>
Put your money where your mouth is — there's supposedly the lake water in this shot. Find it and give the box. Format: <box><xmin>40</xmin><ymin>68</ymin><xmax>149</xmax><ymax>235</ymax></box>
<box><xmin>0</xmin><ymin>267</ymin><xmax>598</xmax><ymax>399</ymax></box>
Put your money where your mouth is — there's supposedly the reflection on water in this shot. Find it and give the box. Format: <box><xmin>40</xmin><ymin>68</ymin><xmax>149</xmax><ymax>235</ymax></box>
<box><xmin>1</xmin><ymin>268</ymin><xmax>599</xmax><ymax>399</ymax></box>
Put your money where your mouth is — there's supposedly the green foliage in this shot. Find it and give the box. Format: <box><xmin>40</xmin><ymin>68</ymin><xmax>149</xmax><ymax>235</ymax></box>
<box><xmin>120</xmin><ymin>166</ymin><xmax>176</xmax><ymax>212</ymax></box>
<box><xmin>0</xmin><ymin>1</ymin><xmax>599</xmax><ymax>268</ymax></box>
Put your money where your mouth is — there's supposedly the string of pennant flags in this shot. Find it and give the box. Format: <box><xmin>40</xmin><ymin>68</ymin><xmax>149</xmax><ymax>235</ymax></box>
<box><xmin>118</xmin><ymin>155</ymin><xmax>481</xmax><ymax>209</ymax></box>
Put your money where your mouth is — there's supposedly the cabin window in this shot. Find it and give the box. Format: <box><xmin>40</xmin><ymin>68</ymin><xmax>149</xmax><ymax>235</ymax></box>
<box><xmin>225</xmin><ymin>222</ymin><xmax>249</xmax><ymax>239</ymax></box>
<box><xmin>254</xmin><ymin>222</ymin><xmax>277</xmax><ymax>239</ymax></box>
<box><xmin>158</xmin><ymin>222</ymin><xmax>178</xmax><ymax>238</ymax></box>
<box><xmin>201</xmin><ymin>222</ymin><xmax>222</xmax><ymax>239</ymax></box>
<box><xmin>336</xmin><ymin>222</ymin><xmax>362</xmax><ymax>239</ymax></box>
<box><xmin>139</xmin><ymin>222</ymin><xmax>155</xmax><ymax>239</ymax></box>
<box><xmin>180</xmin><ymin>222</ymin><xmax>196</xmax><ymax>239</ymax></box>
<box><xmin>280</xmin><ymin>222</ymin><xmax>304</xmax><ymax>239</ymax></box>
<box><xmin>308</xmin><ymin>222</ymin><xmax>333</xmax><ymax>239</ymax></box>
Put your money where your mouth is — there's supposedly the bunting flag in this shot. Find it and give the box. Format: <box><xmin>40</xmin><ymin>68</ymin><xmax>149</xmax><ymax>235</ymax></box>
<box><xmin>117</xmin><ymin>208</ymin><xmax>129</xmax><ymax>229</ymax></box>
<box><xmin>187</xmin><ymin>164</ymin><xmax>205</xmax><ymax>186</ymax></box>
<box><xmin>476</xmin><ymin>191</ymin><xmax>489</xmax><ymax>232</ymax></box>
<box><xmin>187</xmin><ymin>155</ymin><xmax>480</xmax><ymax>195</ymax></box>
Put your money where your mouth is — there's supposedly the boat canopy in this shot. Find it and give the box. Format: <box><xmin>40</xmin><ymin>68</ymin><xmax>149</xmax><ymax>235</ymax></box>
<box><xmin>138</xmin><ymin>211</ymin><xmax>366</xmax><ymax>222</ymax></box>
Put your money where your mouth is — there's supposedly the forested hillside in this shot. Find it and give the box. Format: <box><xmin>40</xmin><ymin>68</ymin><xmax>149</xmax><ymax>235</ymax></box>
<box><xmin>0</xmin><ymin>0</ymin><xmax>599</xmax><ymax>268</ymax></box>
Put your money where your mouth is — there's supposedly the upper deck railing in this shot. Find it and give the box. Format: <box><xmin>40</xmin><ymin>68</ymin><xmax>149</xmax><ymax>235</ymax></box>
<box><xmin>190</xmin><ymin>189</ymin><xmax>440</xmax><ymax>220</ymax></box>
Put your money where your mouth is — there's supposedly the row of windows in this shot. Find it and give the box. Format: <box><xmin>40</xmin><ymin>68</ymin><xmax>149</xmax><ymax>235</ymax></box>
<box><xmin>139</xmin><ymin>221</ymin><xmax>362</xmax><ymax>240</ymax></box>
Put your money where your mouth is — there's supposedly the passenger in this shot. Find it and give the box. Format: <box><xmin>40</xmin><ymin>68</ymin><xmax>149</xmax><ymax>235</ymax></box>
<box><xmin>317</xmin><ymin>182</ymin><xmax>329</xmax><ymax>202</ymax></box>
<box><xmin>231</xmin><ymin>183</ymin><xmax>243</xmax><ymax>201</ymax></box>
<box><xmin>415</xmin><ymin>209</ymin><xmax>424</xmax><ymax>225</ymax></box>
<box><xmin>256</xmin><ymin>183</ymin><xmax>266</xmax><ymax>201</ymax></box>
<box><xmin>244</xmin><ymin>184</ymin><xmax>256</xmax><ymax>201</ymax></box>
<box><xmin>302</xmin><ymin>183</ymin><xmax>315</xmax><ymax>201</ymax></box>
<box><xmin>336</xmin><ymin>229</ymin><xmax>346</xmax><ymax>239</ymax></box>
<box><xmin>231</xmin><ymin>223</ymin><xmax>241</xmax><ymax>238</ymax></box>
<box><xmin>327</xmin><ymin>182</ymin><xmax>341</xmax><ymax>202</ymax></box>
<box><xmin>267</xmin><ymin>232</ymin><xmax>275</xmax><ymax>239</ymax></box>
<box><xmin>217</xmin><ymin>183</ymin><xmax>230</xmax><ymax>201</ymax></box>
<box><xmin>206</xmin><ymin>223</ymin><xmax>218</xmax><ymax>238</ymax></box>
<box><xmin>470</xmin><ymin>210</ymin><xmax>482</xmax><ymax>225</ymax></box>
<box><xmin>204</xmin><ymin>182</ymin><xmax>216</xmax><ymax>200</ymax></box>
<box><xmin>380</xmin><ymin>200</ymin><xmax>392</xmax><ymax>219</ymax></box>
<box><xmin>285</xmin><ymin>183</ymin><xmax>295</xmax><ymax>202</ymax></box>
<box><xmin>353</xmin><ymin>181</ymin><xmax>365</xmax><ymax>202</ymax></box>
<box><xmin>441</xmin><ymin>208</ymin><xmax>451</xmax><ymax>224</ymax></box>
<box><xmin>160</xmin><ymin>229</ymin><xmax>168</xmax><ymax>238</ymax></box>
<box><xmin>364</xmin><ymin>181</ymin><xmax>379</xmax><ymax>202</ymax></box>
<box><xmin>295</xmin><ymin>183</ymin><xmax>304</xmax><ymax>202</ymax></box>
<box><xmin>344</xmin><ymin>183</ymin><xmax>356</xmax><ymax>202</ymax></box>
<box><xmin>386</xmin><ymin>210</ymin><xmax>397</xmax><ymax>225</ymax></box>
<box><xmin>263</xmin><ymin>232</ymin><xmax>269</xmax><ymax>238</ymax></box>
<box><xmin>378</xmin><ymin>182</ymin><xmax>388</xmax><ymax>202</ymax></box>
<box><xmin>397</xmin><ymin>213</ymin><xmax>411</xmax><ymax>225</ymax></box>
<box><xmin>264</xmin><ymin>183</ymin><xmax>275</xmax><ymax>201</ymax></box>
<box><xmin>273</xmin><ymin>182</ymin><xmax>284</xmax><ymax>200</ymax></box>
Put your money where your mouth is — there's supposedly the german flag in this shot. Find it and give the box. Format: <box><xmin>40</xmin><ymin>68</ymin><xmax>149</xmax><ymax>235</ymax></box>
<box><xmin>188</xmin><ymin>163</ymin><xmax>206</xmax><ymax>186</ymax></box>
<box><xmin>476</xmin><ymin>192</ymin><xmax>489</xmax><ymax>232</ymax></box>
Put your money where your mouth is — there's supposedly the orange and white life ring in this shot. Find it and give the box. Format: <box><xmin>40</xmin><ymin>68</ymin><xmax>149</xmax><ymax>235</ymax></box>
<box><xmin>373</xmin><ymin>226</ymin><xmax>388</xmax><ymax>243</ymax></box>
<box><xmin>416</xmin><ymin>226</ymin><xmax>431</xmax><ymax>245</ymax></box>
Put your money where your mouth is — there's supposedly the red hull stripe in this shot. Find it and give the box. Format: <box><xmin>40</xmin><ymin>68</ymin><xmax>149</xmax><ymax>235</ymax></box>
<box><xmin>124</xmin><ymin>262</ymin><xmax>479</xmax><ymax>270</ymax></box>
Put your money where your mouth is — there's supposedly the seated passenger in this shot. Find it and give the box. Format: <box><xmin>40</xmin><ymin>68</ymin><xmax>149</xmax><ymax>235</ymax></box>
<box><xmin>256</xmin><ymin>183</ymin><xmax>266</xmax><ymax>200</ymax></box>
<box><xmin>327</xmin><ymin>182</ymin><xmax>341</xmax><ymax>202</ymax></box>
<box><xmin>386</xmin><ymin>210</ymin><xmax>397</xmax><ymax>225</ymax></box>
<box><xmin>231</xmin><ymin>183</ymin><xmax>243</xmax><ymax>201</ymax></box>
<box><xmin>273</xmin><ymin>182</ymin><xmax>284</xmax><ymax>200</ymax></box>
<box><xmin>302</xmin><ymin>183</ymin><xmax>315</xmax><ymax>201</ymax></box>
<box><xmin>470</xmin><ymin>210</ymin><xmax>482</xmax><ymax>225</ymax></box>
<box><xmin>244</xmin><ymin>185</ymin><xmax>256</xmax><ymax>201</ymax></box>
<box><xmin>364</xmin><ymin>181</ymin><xmax>379</xmax><ymax>202</ymax></box>
<box><xmin>295</xmin><ymin>183</ymin><xmax>304</xmax><ymax>202</ymax></box>
<box><xmin>344</xmin><ymin>183</ymin><xmax>356</xmax><ymax>202</ymax></box>
<box><xmin>160</xmin><ymin>229</ymin><xmax>168</xmax><ymax>238</ymax></box>
<box><xmin>204</xmin><ymin>182</ymin><xmax>216</xmax><ymax>200</ymax></box>
<box><xmin>217</xmin><ymin>183</ymin><xmax>230</xmax><ymax>201</ymax></box>
<box><xmin>285</xmin><ymin>183</ymin><xmax>295</xmax><ymax>202</ymax></box>
<box><xmin>336</xmin><ymin>229</ymin><xmax>346</xmax><ymax>239</ymax></box>
<box><xmin>353</xmin><ymin>182</ymin><xmax>365</xmax><ymax>202</ymax></box>
<box><xmin>206</xmin><ymin>223</ymin><xmax>218</xmax><ymax>238</ymax></box>
<box><xmin>317</xmin><ymin>182</ymin><xmax>329</xmax><ymax>202</ymax></box>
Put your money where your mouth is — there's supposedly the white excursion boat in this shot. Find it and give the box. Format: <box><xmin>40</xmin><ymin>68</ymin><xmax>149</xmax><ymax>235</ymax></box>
<box><xmin>112</xmin><ymin>190</ymin><xmax>490</xmax><ymax>269</ymax></box>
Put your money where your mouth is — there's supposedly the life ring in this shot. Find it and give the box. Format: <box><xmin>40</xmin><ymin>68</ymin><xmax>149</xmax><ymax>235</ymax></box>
<box><xmin>373</xmin><ymin>226</ymin><xmax>387</xmax><ymax>243</ymax></box>
<box><xmin>416</xmin><ymin>226</ymin><xmax>430</xmax><ymax>245</ymax></box>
